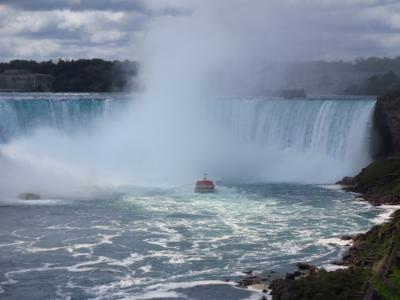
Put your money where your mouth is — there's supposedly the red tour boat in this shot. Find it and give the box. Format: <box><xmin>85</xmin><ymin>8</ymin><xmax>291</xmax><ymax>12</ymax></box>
<box><xmin>195</xmin><ymin>173</ymin><xmax>215</xmax><ymax>193</ymax></box>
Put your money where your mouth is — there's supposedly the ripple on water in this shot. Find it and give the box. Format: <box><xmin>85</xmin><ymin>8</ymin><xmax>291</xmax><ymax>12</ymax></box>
<box><xmin>0</xmin><ymin>183</ymin><xmax>387</xmax><ymax>299</ymax></box>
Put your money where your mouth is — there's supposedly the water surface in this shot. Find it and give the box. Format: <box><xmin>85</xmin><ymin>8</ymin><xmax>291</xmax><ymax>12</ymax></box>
<box><xmin>0</xmin><ymin>183</ymin><xmax>385</xmax><ymax>300</ymax></box>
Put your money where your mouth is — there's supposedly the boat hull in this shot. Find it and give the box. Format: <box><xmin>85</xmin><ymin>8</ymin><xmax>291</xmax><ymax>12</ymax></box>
<box><xmin>194</xmin><ymin>187</ymin><xmax>215</xmax><ymax>193</ymax></box>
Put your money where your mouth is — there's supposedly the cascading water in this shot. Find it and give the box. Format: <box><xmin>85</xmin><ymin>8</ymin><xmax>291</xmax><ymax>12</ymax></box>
<box><xmin>217</xmin><ymin>99</ymin><xmax>373</xmax><ymax>160</ymax></box>
<box><xmin>0</xmin><ymin>93</ymin><xmax>376</xmax><ymax>191</ymax></box>
<box><xmin>208</xmin><ymin>97</ymin><xmax>376</xmax><ymax>182</ymax></box>
<box><xmin>0</xmin><ymin>93</ymin><xmax>129</xmax><ymax>142</ymax></box>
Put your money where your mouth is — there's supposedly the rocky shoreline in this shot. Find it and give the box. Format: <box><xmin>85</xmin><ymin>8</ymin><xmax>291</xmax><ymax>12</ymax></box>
<box><xmin>266</xmin><ymin>165</ymin><xmax>400</xmax><ymax>300</ymax></box>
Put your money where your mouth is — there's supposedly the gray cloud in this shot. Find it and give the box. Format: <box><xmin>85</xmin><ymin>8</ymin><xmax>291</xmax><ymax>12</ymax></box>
<box><xmin>0</xmin><ymin>0</ymin><xmax>399</xmax><ymax>62</ymax></box>
<box><xmin>0</xmin><ymin>0</ymin><xmax>147</xmax><ymax>12</ymax></box>
<box><xmin>0</xmin><ymin>0</ymin><xmax>190</xmax><ymax>16</ymax></box>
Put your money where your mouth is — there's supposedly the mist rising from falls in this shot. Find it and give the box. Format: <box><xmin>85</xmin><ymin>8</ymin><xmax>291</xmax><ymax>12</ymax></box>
<box><xmin>0</xmin><ymin>95</ymin><xmax>375</xmax><ymax>198</ymax></box>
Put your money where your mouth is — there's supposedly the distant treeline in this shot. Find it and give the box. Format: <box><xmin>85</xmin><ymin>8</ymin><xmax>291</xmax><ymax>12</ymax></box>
<box><xmin>0</xmin><ymin>59</ymin><xmax>139</xmax><ymax>92</ymax></box>
<box><xmin>3</xmin><ymin>56</ymin><xmax>400</xmax><ymax>95</ymax></box>
<box><xmin>286</xmin><ymin>57</ymin><xmax>400</xmax><ymax>96</ymax></box>
<box><xmin>290</xmin><ymin>57</ymin><xmax>400</xmax><ymax>74</ymax></box>
<box><xmin>342</xmin><ymin>71</ymin><xmax>400</xmax><ymax>96</ymax></box>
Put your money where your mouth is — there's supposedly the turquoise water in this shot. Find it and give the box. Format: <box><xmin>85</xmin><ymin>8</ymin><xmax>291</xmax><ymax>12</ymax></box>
<box><xmin>0</xmin><ymin>93</ymin><xmax>130</xmax><ymax>141</ymax></box>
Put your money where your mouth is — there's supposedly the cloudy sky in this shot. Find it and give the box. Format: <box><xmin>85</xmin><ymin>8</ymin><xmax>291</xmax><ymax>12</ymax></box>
<box><xmin>0</xmin><ymin>0</ymin><xmax>400</xmax><ymax>62</ymax></box>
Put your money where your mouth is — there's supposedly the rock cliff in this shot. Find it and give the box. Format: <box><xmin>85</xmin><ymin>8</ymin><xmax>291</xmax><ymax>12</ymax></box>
<box><xmin>374</xmin><ymin>92</ymin><xmax>400</xmax><ymax>157</ymax></box>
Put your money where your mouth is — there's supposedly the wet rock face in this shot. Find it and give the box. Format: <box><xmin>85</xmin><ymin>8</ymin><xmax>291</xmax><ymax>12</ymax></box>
<box><xmin>336</xmin><ymin>176</ymin><xmax>356</xmax><ymax>188</ymax></box>
<box><xmin>374</xmin><ymin>93</ymin><xmax>400</xmax><ymax>157</ymax></box>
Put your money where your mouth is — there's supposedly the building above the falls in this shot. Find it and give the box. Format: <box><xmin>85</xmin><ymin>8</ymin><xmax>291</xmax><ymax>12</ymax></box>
<box><xmin>0</xmin><ymin>69</ymin><xmax>54</xmax><ymax>92</ymax></box>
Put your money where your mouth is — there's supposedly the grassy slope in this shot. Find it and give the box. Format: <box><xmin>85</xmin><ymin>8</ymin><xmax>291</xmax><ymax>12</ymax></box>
<box><xmin>354</xmin><ymin>159</ymin><xmax>400</xmax><ymax>198</ymax></box>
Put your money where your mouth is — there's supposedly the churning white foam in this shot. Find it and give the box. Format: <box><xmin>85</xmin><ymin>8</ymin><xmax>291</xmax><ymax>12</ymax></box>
<box><xmin>372</xmin><ymin>205</ymin><xmax>400</xmax><ymax>224</ymax></box>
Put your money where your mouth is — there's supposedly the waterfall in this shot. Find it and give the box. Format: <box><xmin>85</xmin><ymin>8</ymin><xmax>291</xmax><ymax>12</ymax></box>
<box><xmin>0</xmin><ymin>96</ymin><xmax>127</xmax><ymax>141</ymax></box>
<box><xmin>209</xmin><ymin>98</ymin><xmax>376</xmax><ymax>182</ymax></box>
<box><xmin>215</xmin><ymin>98</ymin><xmax>375</xmax><ymax>162</ymax></box>
<box><xmin>0</xmin><ymin>94</ymin><xmax>376</xmax><ymax>185</ymax></box>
